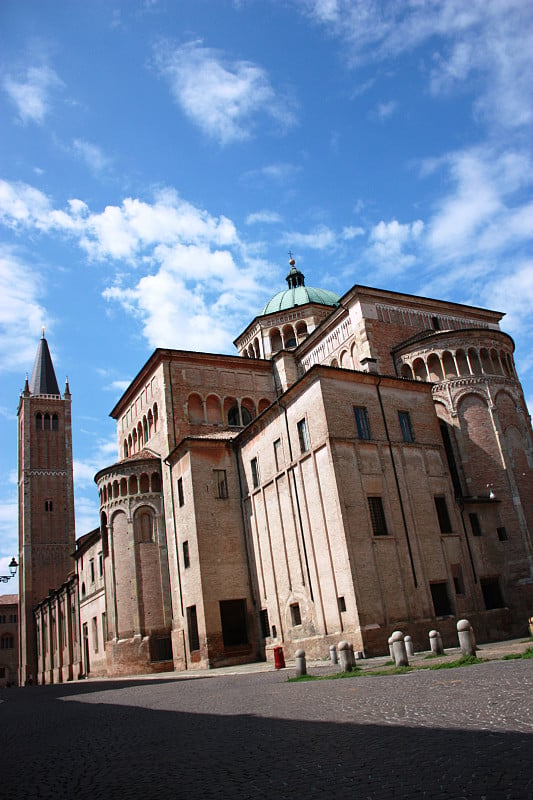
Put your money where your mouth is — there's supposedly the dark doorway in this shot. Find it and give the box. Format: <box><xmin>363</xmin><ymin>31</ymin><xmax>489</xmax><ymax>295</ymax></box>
<box><xmin>220</xmin><ymin>599</ymin><xmax>249</xmax><ymax>647</ymax></box>
<box><xmin>82</xmin><ymin>622</ymin><xmax>90</xmax><ymax>675</ymax></box>
<box><xmin>430</xmin><ymin>582</ymin><xmax>454</xmax><ymax>617</ymax></box>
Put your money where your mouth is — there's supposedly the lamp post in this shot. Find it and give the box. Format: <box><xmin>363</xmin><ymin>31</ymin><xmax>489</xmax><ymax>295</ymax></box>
<box><xmin>0</xmin><ymin>557</ymin><xmax>18</xmax><ymax>583</ymax></box>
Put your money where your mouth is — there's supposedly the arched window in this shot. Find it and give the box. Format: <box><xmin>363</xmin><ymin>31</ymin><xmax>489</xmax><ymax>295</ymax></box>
<box><xmin>188</xmin><ymin>393</ymin><xmax>204</xmax><ymax>424</ymax></box>
<box><xmin>282</xmin><ymin>324</ymin><xmax>297</xmax><ymax>348</ymax></box>
<box><xmin>151</xmin><ymin>472</ymin><xmax>161</xmax><ymax>492</ymax></box>
<box><xmin>129</xmin><ymin>475</ymin><xmax>138</xmax><ymax>494</ymax></box>
<box><xmin>241</xmin><ymin>406</ymin><xmax>252</xmax><ymax>425</ymax></box>
<box><xmin>427</xmin><ymin>353</ymin><xmax>444</xmax><ymax>381</ymax></box>
<box><xmin>228</xmin><ymin>404</ymin><xmax>240</xmax><ymax>426</ymax></box>
<box><xmin>456</xmin><ymin>349</ymin><xmax>469</xmax><ymax>376</ymax></box>
<box><xmin>468</xmin><ymin>348</ymin><xmax>482</xmax><ymax>375</ymax></box>
<box><xmin>270</xmin><ymin>328</ymin><xmax>282</xmax><ymax>353</ymax></box>
<box><xmin>442</xmin><ymin>352</ymin><xmax>457</xmax><ymax>378</ymax></box>
<box><xmin>113</xmin><ymin>481</ymin><xmax>119</xmax><ymax>499</ymax></box>
<box><xmin>36</xmin><ymin>412</ymin><xmax>42</xmax><ymax>430</ymax></box>
<box><xmin>153</xmin><ymin>404</ymin><xmax>158</xmax><ymax>432</ymax></box>
<box><xmin>123</xmin><ymin>440</ymin><xmax>129</xmax><ymax>458</ymax></box>
<box><xmin>258</xmin><ymin>398</ymin><xmax>270</xmax><ymax>414</ymax></box>
<box><xmin>296</xmin><ymin>322</ymin><xmax>308</xmax><ymax>343</ymax></box>
<box><xmin>43</xmin><ymin>413</ymin><xmax>51</xmax><ymax>430</ymax></box>
<box><xmin>480</xmin><ymin>348</ymin><xmax>492</xmax><ymax>374</ymax></box>
<box><xmin>147</xmin><ymin>409</ymin><xmax>154</xmax><ymax>437</ymax></box>
<box><xmin>206</xmin><ymin>395</ymin><xmax>222</xmax><ymax>424</ymax></box>
<box><xmin>413</xmin><ymin>358</ymin><xmax>428</xmax><ymax>381</ymax></box>
<box><xmin>120</xmin><ymin>478</ymin><xmax>127</xmax><ymax>496</ymax></box>
<box><xmin>137</xmin><ymin>422</ymin><xmax>144</xmax><ymax>448</ymax></box>
<box><xmin>135</xmin><ymin>508</ymin><xmax>154</xmax><ymax>542</ymax></box>
<box><xmin>143</xmin><ymin>416</ymin><xmax>148</xmax><ymax>442</ymax></box>
<box><xmin>81</xmin><ymin>583</ymin><xmax>86</xmax><ymax>598</ymax></box>
<box><xmin>401</xmin><ymin>363</ymin><xmax>414</xmax><ymax>379</ymax></box>
<box><xmin>140</xmin><ymin>473</ymin><xmax>150</xmax><ymax>493</ymax></box>
<box><xmin>241</xmin><ymin>398</ymin><xmax>256</xmax><ymax>424</ymax></box>
<box><xmin>52</xmin><ymin>414</ymin><xmax>58</xmax><ymax>430</ymax></box>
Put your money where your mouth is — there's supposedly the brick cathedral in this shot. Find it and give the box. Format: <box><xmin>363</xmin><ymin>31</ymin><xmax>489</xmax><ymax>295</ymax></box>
<box><xmin>18</xmin><ymin>260</ymin><xmax>533</xmax><ymax>683</ymax></box>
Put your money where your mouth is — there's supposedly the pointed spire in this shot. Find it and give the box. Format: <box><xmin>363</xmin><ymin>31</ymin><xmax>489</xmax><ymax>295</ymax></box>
<box><xmin>64</xmin><ymin>376</ymin><xmax>71</xmax><ymax>397</ymax></box>
<box><xmin>23</xmin><ymin>374</ymin><xmax>30</xmax><ymax>397</ymax></box>
<box><xmin>29</xmin><ymin>333</ymin><xmax>60</xmax><ymax>396</ymax></box>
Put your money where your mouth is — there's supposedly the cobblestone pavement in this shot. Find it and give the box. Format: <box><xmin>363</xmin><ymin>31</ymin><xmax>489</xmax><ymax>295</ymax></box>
<box><xmin>1</xmin><ymin>659</ymin><xmax>532</xmax><ymax>800</ymax></box>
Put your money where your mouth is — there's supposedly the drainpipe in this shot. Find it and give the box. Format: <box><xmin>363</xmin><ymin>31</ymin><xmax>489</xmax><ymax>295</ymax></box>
<box><xmin>375</xmin><ymin>377</ymin><xmax>418</xmax><ymax>587</ymax></box>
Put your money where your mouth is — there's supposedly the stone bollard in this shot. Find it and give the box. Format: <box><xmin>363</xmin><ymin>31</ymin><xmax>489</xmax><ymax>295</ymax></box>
<box><xmin>457</xmin><ymin>619</ymin><xmax>476</xmax><ymax>657</ymax></box>
<box><xmin>429</xmin><ymin>629</ymin><xmax>444</xmax><ymax>655</ymax></box>
<box><xmin>391</xmin><ymin>630</ymin><xmax>409</xmax><ymax>667</ymax></box>
<box><xmin>404</xmin><ymin>635</ymin><xmax>415</xmax><ymax>658</ymax></box>
<box><xmin>338</xmin><ymin>641</ymin><xmax>352</xmax><ymax>672</ymax></box>
<box><xmin>348</xmin><ymin>644</ymin><xmax>356</xmax><ymax>669</ymax></box>
<box><xmin>295</xmin><ymin>649</ymin><xmax>307</xmax><ymax>677</ymax></box>
<box><xmin>329</xmin><ymin>644</ymin><xmax>338</xmax><ymax>664</ymax></box>
<box><xmin>388</xmin><ymin>636</ymin><xmax>394</xmax><ymax>661</ymax></box>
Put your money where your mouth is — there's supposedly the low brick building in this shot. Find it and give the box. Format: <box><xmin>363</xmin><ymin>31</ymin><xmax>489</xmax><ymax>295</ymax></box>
<box><xmin>0</xmin><ymin>594</ymin><xmax>18</xmax><ymax>686</ymax></box>
<box><xmin>26</xmin><ymin>260</ymin><xmax>533</xmax><ymax>681</ymax></box>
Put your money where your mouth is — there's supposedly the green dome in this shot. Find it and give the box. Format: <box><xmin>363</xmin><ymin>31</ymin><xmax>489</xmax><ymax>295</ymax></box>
<box><xmin>260</xmin><ymin>262</ymin><xmax>339</xmax><ymax>315</ymax></box>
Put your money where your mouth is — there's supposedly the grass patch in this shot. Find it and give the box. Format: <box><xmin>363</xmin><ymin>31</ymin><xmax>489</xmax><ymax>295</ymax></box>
<box><xmin>288</xmin><ymin>668</ymin><xmax>362</xmax><ymax>683</ymax></box>
<box><xmin>423</xmin><ymin>654</ymin><xmax>484</xmax><ymax>670</ymax></box>
<box><xmin>503</xmin><ymin>646</ymin><xmax>533</xmax><ymax>661</ymax></box>
<box><xmin>424</xmin><ymin>652</ymin><xmax>449</xmax><ymax>660</ymax></box>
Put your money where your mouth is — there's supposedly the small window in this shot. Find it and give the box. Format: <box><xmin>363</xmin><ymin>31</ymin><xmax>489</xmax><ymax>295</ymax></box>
<box><xmin>36</xmin><ymin>412</ymin><xmax>42</xmax><ymax>430</ymax></box>
<box><xmin>430</xmin><ymin>582</ymin><xmax>454</xmax><ymax>617</ymax></box>
<box><xmin>297</xmin><ymin>418</ymin><xmax>310</xmax><ymax>454</ymax></box>
<box><xmin>273</xmin><ymin>438</ymin><xmax>283</xmax><ymax>472</ymax></box>
<box><xmin>44</xmin><ymin>499</ymin><xmax>53</xmax><ymax>512</ymax></box>
<box><xmin>52</xmin><ymin>414</ymin><xmax>58</xmax><ymax>430</ymax></box>
<box><xmin>398</xmin><ymin>411</ymin><xmax>414</xmax><ymax>443</ymax></box>
<box><xmin>90</xmin><ymin>559</ymin><xmax>95</xmax><ymax>583</ymax></box>
<box><xmin>250</xmin><ymin>457</ymin><xmax>260</xmax><ymax>489</ymax></box>
<box><xmin>92</xmin><ymin>617</ymin><xmax>99</xmax><ymax>653</ymax></box>
<box><xmin>469</xmin><ymin>513</ymin><xmax>482</xmax><ymax>537</ymax></box>
<box><xmin>338</xmin><ymin>596</ymin><xmax>346</xmax><ymax>613</ymax></box>
<box><xmin>368</xmin><ymin>497</ymin><xmax>388</xmax><ymax>536</ymax></box>
<box><xmin>451</xmin><ymin>563</ymin><xmax>465</xmax><ymax>595</ymax></box>
<box><xmin>102</xmin><ymin>612</ymin><xmax>107</xmax><ymax>643</ymax></box>
<box><xmin>497</xmin><ymin>526</ymin><xmax>508</xmax><ymax>542</ymax></box>
<box><xmin>183</xmin><ymin>540</ymin><xmax>190</xmax><ymax>569</ymax></box>
<box><xmin>0</xmin><ymin>635</ymin><xmax>14</xmax><ymax>650</ymax></box>
<box><xmin>9</xmin><ymin>614</ymin><xmax>17</xmax><ymax>624</ymax></box>
<box><xmin>260</xmin><ymin>609</ymin><xmax>270</xmax><ymax>638</ymax></box>
<box><xmin>354</xmin><ymin>407</ymin><xmax>371</xmax><ymax>440</ymax></box>
<box><xmin>214</xmin><ymin>469</ymin><xmax>228</xmax><ymax>499</ymax></box>
<box><xmin>98</xmin><ymin>552</ymin><xmax>103</xmax><ymax>577</ymax></box>
<box><xmin>187</xmin><ymin>605</ymin><xmax>200</xmax><ymax>652</ymax></box>
<box><xmin>290</xmin><ymin>602</ymin><xmax>302</xmax><ymax>626</ymax></box>
<box><xmin>481</xmin><ymin>577</ymin><xmax>505</xmax><ymax>610</ymax></box>
<box><xmin>177</xmin><ymin>477</ymin><xmax>184</xmax><ymax>507</ymax></box>
<box><xmin>432</xmin><ymin>316</ymin><xmax>441</xmax><ymax>331</ymax></box>
<box><xmin>434</xmin><ymin>496</ymin><xmax>453</xmax><ymax>533</ymax></box>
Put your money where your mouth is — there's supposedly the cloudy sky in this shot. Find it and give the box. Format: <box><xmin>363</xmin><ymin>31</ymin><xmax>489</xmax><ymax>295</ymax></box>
<box><xmin>1</xmin><ymin>0</ymin><xmax>532</xmax><ymax>576</ymax></box>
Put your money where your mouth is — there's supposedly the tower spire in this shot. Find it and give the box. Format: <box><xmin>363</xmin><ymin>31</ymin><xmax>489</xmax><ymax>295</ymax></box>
<box><xmin>29</xmin><ymin>332</ymin><xmax>60</xmax><ymax>396</ymax></box>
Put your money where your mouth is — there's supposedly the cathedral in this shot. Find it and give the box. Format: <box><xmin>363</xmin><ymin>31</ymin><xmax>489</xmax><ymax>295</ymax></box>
<box><xmin>18</xmin><ymin>260</ymin><xmax>533</xmax><ymax>684</ymax></box>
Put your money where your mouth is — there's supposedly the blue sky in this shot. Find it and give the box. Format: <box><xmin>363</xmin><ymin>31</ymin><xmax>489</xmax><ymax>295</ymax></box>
<box><xmin>1</xmin><ymin>0</ymin><xmax>532</xmax><ymax>577</ymax></box>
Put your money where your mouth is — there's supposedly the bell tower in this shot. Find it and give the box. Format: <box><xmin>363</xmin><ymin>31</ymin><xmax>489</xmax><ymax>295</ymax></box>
<box><xmin>18</xmin><ymin>332</ymin><xmax>76</xmax><ymax>684</ymax></box>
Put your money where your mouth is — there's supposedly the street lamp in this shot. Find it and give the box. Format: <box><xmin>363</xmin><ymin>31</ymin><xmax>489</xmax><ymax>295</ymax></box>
<box><xmin>0</xmin><ymin>557</ymin><xmax>18</xmax><ymax>583</ymax></box>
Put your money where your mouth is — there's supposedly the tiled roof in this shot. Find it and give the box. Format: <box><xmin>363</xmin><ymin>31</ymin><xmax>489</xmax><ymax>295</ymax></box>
<box><xmin>0</xmin><ymin>594</ymin><xmax>18</xmax><ymax>605</ymax></box>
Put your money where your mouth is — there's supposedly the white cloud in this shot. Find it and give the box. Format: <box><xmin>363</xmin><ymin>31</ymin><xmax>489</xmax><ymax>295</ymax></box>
<box><xmin>71</xmin><ymin>139</ymin><xmax>111</xmax><ymax>173</ymax></box>
<box><xmin>372</xmin><ymin>100</ymin><xmax>397</xmax><ymax>121</ymax></box>
<box><xmin>365</xmin><ymin>218</ymin><xmax>424</xmax><ymax>273</ymax></box>
<box><xmin>2</xmin><ymin>65</ymin><xmax>63</xmax><ymax>124</ymax></box>
<box><xmin>242</xmin><ymin>162</ymin><xmax>301</xmax><ymax>183</ymax></box>
<box><xmin>342</xmin><ymin>225</ymin><xmax>365</xmax><ymax>240</ymax></box>
<box><xmin>0</xmin><ymin>246</ymin><xmax>49</xmax><ymax>372</ymax></box>
<box><xmin>153</xmin><ymin>40</ymin><xmax>297</xmax><ymax>144</ymax></box>
<box><xmin>285</xmin><ymin>224</ymin><xmax>336</xmax><ymax>250</ymax></box>
<box><xmin>246</xmin><ymin>210</ymin><xmax>282</xmax><ymax>225</ymax></box>
<box><xmin>303</xmin><ymin>0</ymin><xmax>533</xmax><ymax>132</ymax></box>
<box><xmin>426</xmin><ymin>147</ymin><xmax>533</xmax><ymax>259</ymax></box>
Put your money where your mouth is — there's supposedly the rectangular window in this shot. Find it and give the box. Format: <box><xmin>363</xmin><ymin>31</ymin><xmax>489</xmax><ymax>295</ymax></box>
<box><xmin>186</xmin><ymin>605</ymin><xmax>200</xmax><ymax>652</ymax></box>
<box><xmin>101</xmin><ymin>612</ymin><xmax>107</xmax><ymax>644</ymax></box>
<box><xmin>368</xmin><ymin>496</ymin><xmax>388</xmax><ymax>536</ymax></box>
<box><xmin>98</xmin><ymin>552</ymin><xmax>103</xmax><ymax>577</ymax></box>
<box><xmin>183</xmin><ymin>540</ymin><xmax>190</xmax><ymax>569</ymax></box>
<box><xmin>290</xmin><ymin>602</ymin><xmax>302</xmax><ymax>626</ymax></box>
<box><xmin>260</xmin><ymin>609</ymin><xmax>270</xmax><ymax>638</ymax></box>
<box><xmin>338</xmin><ymin>596</ymin><xmax>346</xmax><ymax>613</ymax></box>
<box><xmin>274</xmin><ymin>438</ymin><xmax>283</xmax><ymax>472</ymax></box>
<box><xmin>354</xmin><ymin>407</ymin><xmax>372</xmax><ymax>440</ymax></box>
<box><xmin>214</xmin><ymin>469</ymin><xmax>228</xmax><ymax>499</ymax></box>
<box><xmin>451</xmin><ymin>563</ymin><xmax>465</xmax><ymax>595</ymax></box>
<box><xmin>398</xmin><ymin>411</ymin><xmax>415</xmax><ymax>443</ymax></box>
<box><xmin>92</xmin><ymin>616</ymin><xmax>99</xmax><ymax>653</ymax></box>
<box><xmin>430</xmin><ymin>582</ymin><xmax>454</xmax><ymax>617</ymax></box>
<box><xmin>297</xmin><ymin>418</ymin><xmax>310</xmax><ymax>453</ymax></box>
<box><xmin>497</xmin><ymin>526</ymin><xmax>508</xmax><ymax>541</ymax></box>
<box><xmin>44</xmin><ymin>499</ymin><xmax>53</xmax><ymax>512</ymax></box>
<box><xmin>177</xmin><ymin>477</ymin><xmax>184</xmax><ymax>507</ymax></box>
<box><xmin>481</xmin><ymin>577</ymin><xmax>505</xmax><ymax>610</ymax></box>
<box><xmin>220</xmin><ymin>599</ymin><xmax>249</xmax><ymax>647</ymax></box>
<box><xmin>250</xmin><ymin>457</ymin><xmax>260</xmax><ymax>489</ymax></box>
<box><xmin>434</xmin><ymin>496</ymin><xmax>453</xmax><ymax>533</ymax></box>
<box><xmin>469</xmin><ymin>512</ymin><xmax>482</xmax><ymax>537</ymax></box>
<box><xmin>90</xmin><ymin>559</ymin><xmax>95</xmax><ymax>583</ymax></box>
